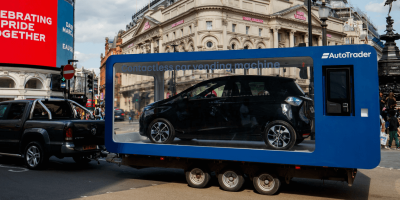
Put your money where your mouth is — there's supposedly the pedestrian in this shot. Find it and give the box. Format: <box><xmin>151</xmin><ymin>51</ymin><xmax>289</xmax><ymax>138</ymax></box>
<box><xmin>386</xmin><ymin>92</ymin><xmax>397</xmax><ymax>111</ymax></box>
<box><xmin>94</xmin><ymin>105</ymin><xmax>102</xmax><ymax>120</ymax></box>
<box><xmin>387</xmin><ymin>110</ymin><xmax>400</xmax><ymax>150</ymax></box>
<box><xmin>381</xmin><ymin>115</ymin><xmax>389</xmax><ymax>149</ymax></box>
<box><xmin>380</xmin><ymin>92</ymin><xmax>386</xmax><ymax>114</ymax></box>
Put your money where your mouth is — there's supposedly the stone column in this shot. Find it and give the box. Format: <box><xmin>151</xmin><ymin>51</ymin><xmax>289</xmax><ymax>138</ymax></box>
<box><xmin>194</xmin><ymin>21</ymin><xmax>199</xmax><ymax>51</ymax></box>
<box><xmin>318</xmin><ymin>36</ymin><xmax>322</xmax><ymax>46</ymax></box>
<box><xmin>222</xmin><ymin>18</ymin><xmax>227</xmax><ymax>50</ymax></box>
<box><xmin>304</xmin><ymin>34</ymin><xmax>309</xmax><ymax>47</ymax></box>
<box><xmin>289</xmin><ymin>30</ymin><xmax>295</xmax><ymax>47</ymax></box>
<box><xmin>159</xmin><ymin>38</ymin><xmax>164</xmax><ymax>53</ymax></box>
<box><xmin>150</xmin><ymin>40</ymin><xmax>155</xmax><ymax>53</ymax></box>
<box><xmin>273</xmin><ymin>27</ymin><xmax>280</xmax><ymax>48</ymax></box>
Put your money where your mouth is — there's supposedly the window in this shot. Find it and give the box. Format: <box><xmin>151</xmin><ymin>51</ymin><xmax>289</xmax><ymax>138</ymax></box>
<box><xmin>206</xmin><ymin>21</ymin><xmax>212</xmax><ymax>30</ymax></box>
<box><xmin>181</xmin><ymin>29</ymin><xmax>184</xmax><ymax>37</ymax></box>
<box><xmin>259</xmin><ymin>28</ymin><xmax>262</xmax><ymax>36</ymax></box>
<box><xmin>173</xmin><ymin>32</ymin><xmax>176</xmax><ymax>39</ymax></box>
<box><xmin>278</xmin><ymin>33</ymin><xmax>282</xmax><ymax>42</ymax></box>
<box><xmin>207</xmin><ymin>41</ymin><xmax>213</xmax><ymax>48</ymax></box>
<box><xmin>189</xmin><ymin>26</ymin><xmax>192</xmax><ymax>33</ymax></box>
<box><xmin>0</xmin><ymin>78</ymin><xmax>15</xmax><ymax>88</ymax></box>
<box><xmin>25</xmin><ymin>79</ymin><xmax>43</xmax><ymax>89</ymax></box>
<box><xmin>166</xmin><ymin>34</ymin><xmax>168</xmax><ymax>41</ymax></box>
<box><xmin>232</xmin><ymin>24</ymin><xmax>236</xmax><ymax>32</ymax></box>
<box><xmin>294</xmin><ymin>36</ymin><xmax>297</xmax><ymax>45</ymax></box>
<box><xmin>32</xmin><ymin>101</ymin><xmax>74</xmax><ymax>119</ymax></box>
<box><xmin>249</xmin><ymin>82</ymin><xmax>268</xmax><ymax>96</ymax></box>
<box><xmin>231</xmin><ymin>43</ymin><xmax>235</xmax><ymax>50</ymax></box>
<box><xmin>244</xmin><ymin>46</ymin><xmax>249</xmax><ymax>49</ymax></box>
<box><xmin>6</xmin><ymin>103</ymin><xmax>26</xmax><ymax>120</ymax></box>
<box><xmin>0</xmin><ymin>104</ymin><xmax>8</xmax><ymax>120</ymax></box>
<box><xmin>187</xmin><ymin>80</ymin><xmax>228</xmax><ymax>99</ymax></box>
<box><xmin>157</xmin><ymin>40</ymin><xmax>159</xmax><ymax>46</ymax></box>
<box><xmin>246</xmin><ymin>26</ymin><xmax>250</xmax><ymax>34</ymax></box>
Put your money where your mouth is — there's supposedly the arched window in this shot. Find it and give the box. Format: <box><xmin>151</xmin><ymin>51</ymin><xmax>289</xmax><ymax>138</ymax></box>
<box><xmin>231</xmin><ymin>44</ymin><xmax>236</xmax><ymax>50</ymax></box>
<box><xmin>25</xmin><ymin>78</ymin><xmax>43</xmax><ymax>89</ymax></box>
<box><xmin>0</xmin><ymin>77</ymin><xmax>15</xmax><ymax>88</ymax></box>
<box><xmin>244</xmin><ymin>46</ymin><xmax>249</xmax><ymax>49</ymax></box>
<box><xmin>206</xmin><ymin>41</ymin><xmax>213</xmax><ymax>48</ymax></box>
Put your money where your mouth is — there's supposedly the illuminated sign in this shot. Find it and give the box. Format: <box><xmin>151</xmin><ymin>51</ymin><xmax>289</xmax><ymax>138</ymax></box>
<box><xmin>294</xmin><ymin>11</ymin><xmax>306</xmax><ymax>21</ymax></box>
<box><xmin>172</xmin><ymin>20</ymin><xmax>184</xmax><ymax>28</ymax></box>
<box><xmin>0</xmin><ymin>0</ymin><xmax>74</xmax><ymax>68</ymax></box>
<box><xmin>242</xmin><ymin>17</ymin><xmax>263</xmax><ymax>23</ymax></box>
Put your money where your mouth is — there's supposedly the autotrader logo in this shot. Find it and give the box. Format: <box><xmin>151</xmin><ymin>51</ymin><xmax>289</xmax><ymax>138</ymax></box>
<box><xmin>321</xmin><ymin>51</ymin><xmax>372</xmax><ymax>59</ymax></box>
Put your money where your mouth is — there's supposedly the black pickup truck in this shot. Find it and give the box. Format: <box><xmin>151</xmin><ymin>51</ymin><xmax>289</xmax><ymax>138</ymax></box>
<box><xmin>0</xmin><ymin>99</ymin><xmax>105</xmax><ymax>169</ymax></box>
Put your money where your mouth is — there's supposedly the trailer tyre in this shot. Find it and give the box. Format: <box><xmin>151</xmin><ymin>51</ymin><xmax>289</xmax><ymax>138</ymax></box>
<box><xmin>263</xmin><ymin>121</ymin><xmax>296</xmax><ymax>150</ymax></box>
<box><xmin>148</xmin><ymin>119</ymin><xmax>175</xmax><ymax>144</ymax></box>
<box><xmin>185</xmin><ymin>167</ymin><xmax>211</xmax><ymax>188</ymax></box>
<box><xmin>253</xmin><ymin>173</ymin><xmax>280</xmax><ymax>195</ymax></box>
<box><xmin>218</xmin><ymin>169</ymin><xmax>245</xmax><ymax>192</ymax></box>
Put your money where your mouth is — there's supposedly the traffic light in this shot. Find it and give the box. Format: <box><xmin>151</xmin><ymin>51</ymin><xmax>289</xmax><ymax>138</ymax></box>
<box><xmin>167</xmin><ymin>79</ymin><xmax>174</xmax><ymax>92</ymax></box>
<box><xmin>87</xmin><ymin>74</ymin><xmax>93</xmax><ymax>91</ymax></box>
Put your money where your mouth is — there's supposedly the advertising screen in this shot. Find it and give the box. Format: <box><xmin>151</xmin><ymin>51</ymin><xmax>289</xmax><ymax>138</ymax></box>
<box><xmin>0</xmin><ymin>0</ymin><xmax>74</xmax><ymax>68</ymax></box>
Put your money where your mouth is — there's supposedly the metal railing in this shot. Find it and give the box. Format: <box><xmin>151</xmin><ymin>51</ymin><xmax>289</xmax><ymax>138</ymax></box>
<box><xmin>29</xmin><ymin>99</ymin><xmax>94</xmax><ymax>120</ymax></box>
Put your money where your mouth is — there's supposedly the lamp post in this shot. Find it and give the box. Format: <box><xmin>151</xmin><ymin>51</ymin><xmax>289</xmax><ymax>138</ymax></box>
<box><xmin>319</xmin><ymin>0</ymin><xmax>330</xmax><ymax>46</ymax></box>
<box><xmin>170</xmin><ymin>44</ymin><xmax>178</xmax><ymax>95</ymax></box>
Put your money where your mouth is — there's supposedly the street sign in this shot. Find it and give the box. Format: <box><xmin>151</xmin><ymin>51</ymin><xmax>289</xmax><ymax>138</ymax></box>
<box><xmin>63</xmin><ymin>64</ymin><xmax>75</xmax><ymax>80</ymax></box>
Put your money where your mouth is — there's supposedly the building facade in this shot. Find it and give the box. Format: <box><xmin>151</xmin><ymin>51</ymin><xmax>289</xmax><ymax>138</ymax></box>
<box><xmin>108</xmin><ymin>0</ymin><xmax>380</xmax><ymax>112</ymax></box>
<box><xmin>0</xmin><ymin>66</ymin><xmax>64</xmax><ymax>102</ymax></box>
<box><xmin>100</xmin><ymin>32</ymin><xmax>123</xmax><ymax>107</ymax></box>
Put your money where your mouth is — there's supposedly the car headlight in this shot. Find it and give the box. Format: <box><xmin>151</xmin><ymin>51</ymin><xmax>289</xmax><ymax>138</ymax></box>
<box><xmin>144</xmin><ymin>109</ymin><xmax>154</xmax><ymax>118</ymax></box>
<box><xmin>281</xmin><ymin>104</ymin><xmax>293</xmax><ymax>120</ymax></box>
<box><xmin>285</xmin><ymin>97</ymin><xmax>303</xmax><ymax>106</ymax></box>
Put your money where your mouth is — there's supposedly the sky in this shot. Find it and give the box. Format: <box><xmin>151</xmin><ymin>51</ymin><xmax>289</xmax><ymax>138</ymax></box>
<box><xmin>74</xmin><ymin>0</ymin><xmax>400</xmax><ymax>75</ymax></box>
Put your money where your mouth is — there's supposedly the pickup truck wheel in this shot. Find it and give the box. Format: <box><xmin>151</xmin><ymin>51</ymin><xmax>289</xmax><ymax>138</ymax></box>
<box><xmin>73</xmin><ymin>155</ymin><xmax>92</xmax><ymax>164</ymax></box>
<box><xmin>253</xmin><ymin>172</ymin><xmax>280</xmax><ymax>195</ymax></box>
<box><xmin>148</xmin><ymin>119</ymin><xmax>175</xmax><ymax>144</ymax></box>
<box><xmin>24</xmin><ymin>141</ymin><xmax>47</xmax><ymax>170</ymax></box>
<box><xmin>185</xmin><ymin>167</ymin><xmax>211</xmax><ymax>188</ymax></box>
<box><xmin>218</xmin><ymin>169</ymin><xmax>245</xmax><ymax>192</ymax></box>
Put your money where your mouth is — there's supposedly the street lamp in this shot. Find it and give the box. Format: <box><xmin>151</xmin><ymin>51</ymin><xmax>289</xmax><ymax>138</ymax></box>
<box><xmin>169</xmin><ymin>44</ymin><xmax>178</xmax><ymax>96</ymax></box>
<box><xmin>319</xmin><ymin>0</ymin><xmax>330</xmax><ymax>46</ymax></box>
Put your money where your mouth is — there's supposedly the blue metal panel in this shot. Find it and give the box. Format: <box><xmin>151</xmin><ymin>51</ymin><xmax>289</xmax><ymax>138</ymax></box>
<box><xmin>105</xmin><ymin>45</ymin><xmax>379</xmax><ymax>169</ymax></box>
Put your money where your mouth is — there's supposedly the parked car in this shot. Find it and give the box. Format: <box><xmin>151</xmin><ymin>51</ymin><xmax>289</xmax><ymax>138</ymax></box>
<box><xmin>114</xmin><ymin>109</ymin><xmax>125</xmax><ymax>121</ymax></box>
<box><xmin>139</xmin><ymin>76</ymin><xmax>313</xmax><ymax>150</ymax></box>
<box><xmin>0</xmin><ymin>99</ymin><xmax>106</xmax><ymax>169</ymax></box>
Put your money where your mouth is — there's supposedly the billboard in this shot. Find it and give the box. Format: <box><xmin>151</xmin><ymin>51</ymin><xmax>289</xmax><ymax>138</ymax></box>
<box><xmin>0</xmin><ymin>0</ymin><xmax>74</xmax><ymax>68</ymax></box>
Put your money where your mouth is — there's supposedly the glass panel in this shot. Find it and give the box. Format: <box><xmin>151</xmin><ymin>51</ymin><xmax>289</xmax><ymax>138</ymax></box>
<box><xmin>6</xmin><ymin>103</ymin><xmax>26</xmax><ymax>120</ymax></box>
<box><xmin>329</xmin><ymin>71</ymin><xmax>347</xmax><ymax>99</ymax></box>
<box><xmin>114</xmin><ymin>57</ymin><xmax>314</xmax><ymax>152</ymax></box>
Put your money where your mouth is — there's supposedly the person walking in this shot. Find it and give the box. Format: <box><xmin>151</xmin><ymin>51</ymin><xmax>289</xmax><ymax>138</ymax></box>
<box><xmin>380</xmin><ymin>92</ymin><xmax>386</xmax><ymax>114</ymax></box>
<box><xmin>388</xmin><ymin>110</ymin><xmax>400</xmax><ymax>150</ymax></box>
<box><xmin>381</xmin><ymin>115</ymin><xmax>389</xmax><ymax>149</ymax></box>
<box><xmin>94</xmin><ymin>105</ymin><xmax>103</xmax><ymax>120</ymax></box>
<box><xmin>386</xmin><ymin>92</ymin><xmax>397</xmax><ymax>111</ymax></box>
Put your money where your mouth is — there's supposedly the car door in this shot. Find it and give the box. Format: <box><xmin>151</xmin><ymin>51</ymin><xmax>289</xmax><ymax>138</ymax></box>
<box><xmin>0</xmin><ymin>103</ymin><xmax>10</xmax><ymax>153</ymax></box>
<box><xmin>0</xmin><ymin>102</ymin><xmax>27</xmax><ymax>153</ymax></box>
<box><xmin>185</xmin><ymin>79</ymin><xmax>232</xmax><ymax>140</ymax></box>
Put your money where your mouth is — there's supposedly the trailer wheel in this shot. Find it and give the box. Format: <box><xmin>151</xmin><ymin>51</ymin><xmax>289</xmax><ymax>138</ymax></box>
<box><xmin>253</xmin><ymin>173</ymin><xmax>280</xmax><ymax>195</ymax></box>
<box><xmin>185</xmin><ymin>167</ymin><xmax>211</xmax><ymax>188</ymax></box>
<box><xmin>218</xmin><ymin>169</ymin><xmax>245</xmax><ymax>192</ymax></box>
<box><xmin>148</xmin><ymin>118</ymin><xmax>175</xmax><ymax>144</ymax></box>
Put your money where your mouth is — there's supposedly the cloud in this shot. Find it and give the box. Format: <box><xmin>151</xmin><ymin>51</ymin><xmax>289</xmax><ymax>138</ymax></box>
<box><xmin>75</xmin><ymin>0</ymin><xmax>149</xmax><ymax>43</ymax></box>
<box><xmin>75</xmin><ymin>51</ymin><xmax>98</xmax><ymax>63</ymax></box>
<box><xmin>365</xmin><ymin>0</ymin><xmax>400</xmax><ymax>14</ymax></box>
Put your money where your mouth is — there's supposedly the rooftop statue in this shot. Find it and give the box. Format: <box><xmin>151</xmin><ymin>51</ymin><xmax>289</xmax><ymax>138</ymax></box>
<box><xmin>385</xmin><ymin>0</ymin><xmax>397</xmax><ymax>16</ymax></box>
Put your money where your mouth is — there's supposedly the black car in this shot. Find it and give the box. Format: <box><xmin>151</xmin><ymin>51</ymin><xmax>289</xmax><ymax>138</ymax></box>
<box><xmin>114</xmin><ymin>109</ymin><xmax>125</xmax><ymax>121</ymax></box>
<box><xmin>139</xmin><ymin>76</ymin><xmax>313</xmax><ymax>150</ymax></box>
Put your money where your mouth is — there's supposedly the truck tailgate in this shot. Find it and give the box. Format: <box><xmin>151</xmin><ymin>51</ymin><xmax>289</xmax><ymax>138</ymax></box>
<box><xmin>71</xmin><ymin>120</ymin><xmax>105</xmax><ymax>146</ymax></box>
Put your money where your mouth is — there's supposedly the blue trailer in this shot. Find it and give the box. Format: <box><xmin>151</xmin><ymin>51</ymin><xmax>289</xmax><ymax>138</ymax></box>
<box><xmin>105</xmin><ymin>45</ymin><xmax>379</xmax><ymax>195</ymax></box>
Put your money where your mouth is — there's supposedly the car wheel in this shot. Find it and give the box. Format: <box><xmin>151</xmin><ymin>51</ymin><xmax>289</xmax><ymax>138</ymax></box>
<box><xmin>148</xmin><ymin>118</ymin><xmax>175</xmax><ymax>144</ymax></box>
<box><xmin>73</xmin><ymin>155</ymin><xmax>92</xmax><ymax>164</ymax></box>
<box><xmin>263</xmin><ymin>121</ymin><xmax>296</xmax><ymax>150</ymax></box>
<box><xmin>185</xmin><ymin>167</ymin><xmax>211</xmax><ymax>188</ymax></box>
<box><xmin>218</xmin><ymin>169</ymin><xmax>245</xmax><ymax>192</ymax></box>
<box><xmin>253</xmin><ymin>172</ymin><xmax>280</xmax><ymax>195</ymax></box>
<box><xmin>24</xmin><ymin>141</ymin><xmax>48</xmax><ymax>170</ymax></box>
